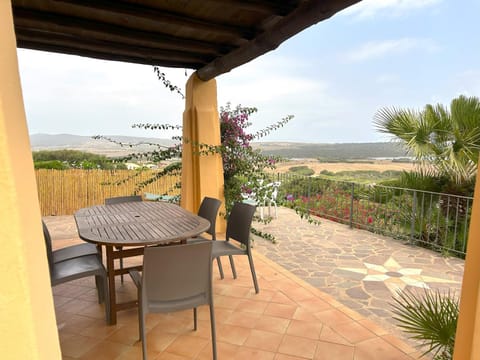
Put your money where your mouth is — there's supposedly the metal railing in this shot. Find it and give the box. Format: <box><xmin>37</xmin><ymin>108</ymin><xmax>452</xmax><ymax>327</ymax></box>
<box><xmin>269</xmin><ymin>173</ymin><xmax>473</xmax><ymax>258</ymax></box>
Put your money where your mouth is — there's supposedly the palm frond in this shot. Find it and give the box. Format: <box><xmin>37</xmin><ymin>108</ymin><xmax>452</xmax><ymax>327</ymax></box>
<box><xmin>390</xmin><ymin>289</ymin><xmax>458</xmax><ymax>359</ymax></box>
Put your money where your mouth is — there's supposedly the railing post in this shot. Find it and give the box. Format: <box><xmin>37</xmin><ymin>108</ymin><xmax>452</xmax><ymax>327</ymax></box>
<box><xmin>306</xmin><ymin>175</ymin><xmax>311</xmax><ymax>215</ymax></box>
<box><xmin>410</xmin><ymin>190</ymin><xmax>417</xmax><ymax>244</ymax></box>
<box><xmin>350</xmin><ymin>182</ymin><xmax>355</xmax><ymax>228</ymax></box>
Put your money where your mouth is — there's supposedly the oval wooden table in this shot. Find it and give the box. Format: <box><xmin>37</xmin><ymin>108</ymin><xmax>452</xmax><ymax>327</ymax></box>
<box><xmin>74</xmin><ymin>201</ymin><xmax>210</xmax><ymax>324</ymax></box>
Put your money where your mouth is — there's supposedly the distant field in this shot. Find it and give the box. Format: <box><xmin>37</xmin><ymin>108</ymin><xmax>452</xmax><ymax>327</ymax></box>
<box><xmin>274</xmin><ymin>159</ymin><xmax>415</xmax><ymax>175</ymax></box>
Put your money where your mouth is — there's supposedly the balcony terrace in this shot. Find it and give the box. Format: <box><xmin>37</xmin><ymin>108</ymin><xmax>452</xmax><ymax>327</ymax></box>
<box><xmin>45</xmin><ymin>206</ymin><xmax>464</xmax><ymax>359</ymax></box>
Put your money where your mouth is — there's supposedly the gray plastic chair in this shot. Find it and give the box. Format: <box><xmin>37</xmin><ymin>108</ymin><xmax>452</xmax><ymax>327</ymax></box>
<box><xmin>43</xmin><ymin>222</ymin><xmax>110</xmax><ymax>324</ymax></box>
<box><xmin>130</xmin><ymin>242</ymin><xmax>216</xmax><ymax>360</ymax></box>
<box><xmin>212</xmin><ymin>202</ymin><xmax>259</xmax><ymax>293</ymax></box>
<box><xmin>105</xmin><ymin>195</ymin><xmax>143</xmax><ymax>282</ymax></box>
<box><xmin>188</xmin><ymin>197</ymin><xmax>224</xmax><ymax>277</ymax></box>
<box><xmin>42</xmin><ymin>220</ymin><xmax>99</xmax><ymax>263</ymax></box>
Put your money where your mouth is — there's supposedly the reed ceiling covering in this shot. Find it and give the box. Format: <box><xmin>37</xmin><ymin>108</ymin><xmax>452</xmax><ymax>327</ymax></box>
<box><xmin>11</xmin><ymin>0</ymin><xmax>361</xmax><ymax>80</ymax></box>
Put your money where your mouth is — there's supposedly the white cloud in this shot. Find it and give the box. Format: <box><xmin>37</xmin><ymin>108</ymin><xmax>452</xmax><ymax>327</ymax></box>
<box><xmin>344</xmin><ymin>38</ymin><xmax>439</xmax><ymax>62</ymax></box>
<box><xmin>343</xmin><ymin>0</ymin><xmax>442</xmax><ymax>19</ymax></box>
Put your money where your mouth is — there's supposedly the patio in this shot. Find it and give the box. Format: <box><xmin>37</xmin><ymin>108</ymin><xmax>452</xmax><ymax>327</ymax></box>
<box><xmin>44</xmin><ymin>210</ymin><xmax>460</xmax><ymax>360</ymax></box>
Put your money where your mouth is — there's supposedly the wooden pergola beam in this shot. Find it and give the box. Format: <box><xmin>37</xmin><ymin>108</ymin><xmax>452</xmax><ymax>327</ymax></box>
<box><xmin>197</xmin><ymin>0</ymin><xmax>361</xmax><ymax>80</ymax></box>
<box><xmin>203</xmin><ymin>0</ymin><xmax>298</xmax><ymax>16</ymax></box>
<box><xmin>54</xmin><ymin>0</ymin><xmax>256</xmax><ymax>39</ymax></box>
<box><xmin>16</xmin><ymin>27</ymin><xmax>212</xmax><ymax>65</ymax></box>
<box><xmin>13</xmin><ymin>7</ymin><xmax>234</xmax><ymax>57</ymax></box>
<box><xmin>16</xmin><ymin>40</ymin><xmax>203</xmax><ymax>68</ymax></box>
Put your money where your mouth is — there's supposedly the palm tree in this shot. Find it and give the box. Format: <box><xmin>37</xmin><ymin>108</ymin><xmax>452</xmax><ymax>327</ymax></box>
<box><xmin>374</xmin><ymin>95</ymin><xmax>480</xmax><ymax>187</ymax></box>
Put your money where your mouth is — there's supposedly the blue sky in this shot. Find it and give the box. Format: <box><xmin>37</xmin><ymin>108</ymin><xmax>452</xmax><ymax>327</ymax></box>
<box><xmin>17</xmin><ymin>0</ymin><xmax>480</xmax><ymax>143</ymax></box>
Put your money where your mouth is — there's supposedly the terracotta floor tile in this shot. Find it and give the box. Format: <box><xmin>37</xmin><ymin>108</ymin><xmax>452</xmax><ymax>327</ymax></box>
<box><xmin>292</xmin><ymin>306</ymin><xmax>319</xmax><ymax>322</ymax></box>
<box><xmin>115</xmin><ymin>344</ymin><xmax>161</xmax><ymax>360</ymax></box>
<box><xmin>274</xmin><ymin>354</ymin><xmax>307</xmax><ymax>360</ymax></box>
<box><xmin>224</xmin><ymin>311</ymin><xmax>261</xmax><ymax>328</ymax></box>
<box><xmin>314</xmin><ymin>309</ymin><xmax>354</xmax><ymax>327</ymax></box>
<box><xmin>283</xmin><ymin>286</ymin><xmax>316</xmax><ymax>302</ymax></box>
<box><xmin>356</xmin><ymin>318</ymin><xmax>390</xmax><ymax>336</ymax></box>
<box><xmin>59</xmin><ymin>334</ymin><xmax>101</xmax><ymax>358</ymax></box>
<box><xmin>381</xmin><ymin>333</ymin><xmax>418</xmax><ymax>354</ymax></box>
<box><xmin>277</xmin><ymin>335</ymin><xmax>318</xmax><ymax>359</ymax></box>
<box><xmin>144</xmin><ymin>329</ymin><xmax>178</xmax><ymax>353</ymax></box>
<box><xmin>196</xmin><ymin>341</ymin><xmax>239</xmax><ymax>360</ymax></box>
<box><xmin>164</xmin><ymin>335</ymin><xmax>209</xmax><ymax>358</ymax></box>
<box><xmin>314</xmin><ymin>341</ymin><xmax>354</xmax><ymax>360</ymax></box>
<box><xmin>78</xmin><ymin>319</ymin><xmax>119</xmax><ymax>339</ymax></box>
<box><xmin>286</xmin><ymin>319</ymin><xmax>323</xmax><ymax>340</ymax></box>
<box><xmin>78</xmin><ymin>340</ymin><xmax>130</xmax><ymax>359</ymax></box>
<box><xmin>154</xmin><ymin>352</ymin><xmax>191</xmax><ymax>360</ymax></box>
<box><xmin>244</xmin><ymin>329</ymin><xmax>284</xmax><ymax>352</ymax></box>
<box><xmin>105</xmin><ymin>324</ymin><xmax>141</xmax><ymax>346</ymax></box>
<box><xmin>213</xmin><ymin>295</ymin><xmax>242</xmax><ymax>310</ymax></box>
<box><xmin>270</xmin><ymin>291</ymin><xmax>298</xmax><ymax>305</ymax></box>
<box><xmin>331</xmin><ymin>321</ymin><xmax>376</xmax><ymax>344</ymax></box>
<box><xmin>244</xmin><ymin>288</ymin><xmax>276</xmax><ymax>302</ymax></box>
<box><xmin>319</xmin><ymin>326</ymin><xmax>352</xmax><ymax>346</ymax></box>
<box><xmin>217</xmin><ymin>324</ymin><xmax>251</xmax><ymax>345</ymax></box>
<box><xmin>295</xmin><ymin>298</ymin><xmax>332</xmax><ymax>313</ymax></box>
<box><xmin>233</xmin><ymin>347</ymin><xmax>276</xmax><ymax>360</ymax></box>
<box><xmin>254</xmin><ymin>315</ymin><xmax>291</xmax><ymax>334</ymax></box>
<box><xmin>235</xmin><ymin>298</ymin><xmax>269</xmax><ymax>314</ymax></box>
<box><xmin>264</xmin><ymin>303</ymin><xmax>298</xmax><ymax>319</ymax></box>
<box><xmin>354</xmin><ymin>337</ymin><xmax>413</xmax><ymax>360</ymax></box>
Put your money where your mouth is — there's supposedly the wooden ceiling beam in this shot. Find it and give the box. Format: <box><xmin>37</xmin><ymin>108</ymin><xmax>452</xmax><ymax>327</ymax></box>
<box><xmin>202</xmin><ymin>0</ymin><xmax>299</xmax><ymax>16</ymax></box>
<box><xmin>197</xmin><ymin>0</ymin><xmax>361</xmax><ymax>80</ymax></box>
<box><xmin>13</xmin><ymin>6</ymin><xmax>234</xmax><ymax>56</ymax></box>
<box><xmin>15</xmin><ymin>27</ymin><xmax>212</xmax><ymax>65</ymax></box>
<box><xmin>16</xmin><ymin>40</ymin><xmax>203</xmax><ymax>68</ymax></box>
<box><xmin>54</xmin><ymin>0</ymin><xmax>256</xmax><ymax>39</ymax></box>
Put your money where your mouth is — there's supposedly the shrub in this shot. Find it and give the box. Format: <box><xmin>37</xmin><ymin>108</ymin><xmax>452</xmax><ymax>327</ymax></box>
<box><xmin>288</xmin><ymin>166</ymin><xmax>314</xmax><ymax>176</ymax></box>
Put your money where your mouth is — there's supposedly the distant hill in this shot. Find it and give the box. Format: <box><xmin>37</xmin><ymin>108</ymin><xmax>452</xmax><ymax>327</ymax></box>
<box><xmin>30</xmin><ymin>133</ymin><xmax>175</xmax><ymax>157</ymax></box>
<box><xmin>30</xmin><ymin>134</ymin><xmax>408</xmax><ymax>160</ymax></box>
<box><xmin>252</xmin><ymin>142</ymin><xmax>408</xmax><ymax>160</ymax></box>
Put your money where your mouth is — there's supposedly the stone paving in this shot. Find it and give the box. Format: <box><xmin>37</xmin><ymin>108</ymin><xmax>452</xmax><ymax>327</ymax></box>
<box><xmin>252</xmin><ymin>207</ymin><xmax>465</xmax><ymax>346</ymax></box>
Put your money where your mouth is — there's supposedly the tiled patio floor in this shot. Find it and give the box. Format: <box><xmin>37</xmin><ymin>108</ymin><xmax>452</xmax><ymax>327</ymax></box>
<box><xmin>45</xmin><ymin>215</ymin><xmax>426</xmax><ymax>359</ymax></box>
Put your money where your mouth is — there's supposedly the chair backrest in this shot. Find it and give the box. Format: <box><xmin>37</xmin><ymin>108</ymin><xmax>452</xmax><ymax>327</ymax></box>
<box><xmin>226</xmin><ymin>202</ymin><xmax>256</xmax><ymax>246</ymax></box>
<box><xmin>271</xmin><ymin>181</ymin><xmax>281</xmax><ymax>201</ymax></box>
<box><xmin>105</xmin><ymin>195</ymin><xmax>143</xmax><ymax>205</ymax></box>
<box><xmin>197</xmin><ymin>197</ymin><xmax>221</xmax><ymax>240</ymax></box>
<box><xmin>42</xmin><ymin>220</ymin><xmax>54</xmax><ymax>272</ymax></box>
<box><xmin>141</xmin><ymin>242</ymin><xmax>213</xmax><ymax>312</ymax></box>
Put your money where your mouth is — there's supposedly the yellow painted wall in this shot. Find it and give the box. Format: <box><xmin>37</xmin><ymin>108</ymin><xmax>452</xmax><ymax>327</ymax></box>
<box><xmin>454</xmin><ymin>162</ymin><xmax>480</xmax><ymax>360</ymax></box>
<box><xmin>0</xmin><ymin>2</ymin><xmax>61</xmax><ymax>359</ymax></box>
<box><xmin>181</xmin><ymin>73</ymin><xmax>226</xmax><ymax>232</ymax></box>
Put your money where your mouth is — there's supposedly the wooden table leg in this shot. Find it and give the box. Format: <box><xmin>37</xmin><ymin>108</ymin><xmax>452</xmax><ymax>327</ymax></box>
<box><xmin>105</xmin><ymin>245</ymin><xmax>117</xmax><ymax>325</ymax></box>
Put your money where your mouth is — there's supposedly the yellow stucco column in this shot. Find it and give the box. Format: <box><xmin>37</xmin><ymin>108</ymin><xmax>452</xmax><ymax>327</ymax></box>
<box><xmin>181</xmin><ymin>73</ymin><xmax>226</xmax><ymax>232</ymax></box>
<box><xmin>0</xmin><ymin>2</ymin><xmax>61</xmax><ymax>359</ymax></box>
<box><xmin>454</xmin><ymin>163</ymin><xmax>480</xmax><ymax>360</ymax></box>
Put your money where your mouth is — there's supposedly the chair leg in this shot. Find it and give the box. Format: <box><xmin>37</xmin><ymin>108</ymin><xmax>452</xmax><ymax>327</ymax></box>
<box><xmin>94</xmin><ymin>275</ymin><xmax>103</xmax><ymax>303</ymax></box>
<box><xmin>209</xmin><ymin>302</ymin><xmax>217</xmax><ymax>360</ymax></box>
<box><xmin>216</xmin><ymin>257</ymin><xmax>224</xmax><ymax>279</ymax></box>
<box><xmin>229</xmin><ymin>255</ymin><xmax>237</xmax><ymax>279</ymax></box>
<box><xmin>247</xmin><ymin>253</ymin><xmax>259</xmax><ymax>294</ymax></box>
<box><xmin>193</xmin><ymin>307</ymin><xmax>197</xmax><ymax>330</ymax></box>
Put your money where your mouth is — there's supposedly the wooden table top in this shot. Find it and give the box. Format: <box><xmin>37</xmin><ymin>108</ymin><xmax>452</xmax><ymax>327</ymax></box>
<box><xmin>75</xmin><ymin>201</ymin><xmax>210</xmax><ymax>246</ymax></box>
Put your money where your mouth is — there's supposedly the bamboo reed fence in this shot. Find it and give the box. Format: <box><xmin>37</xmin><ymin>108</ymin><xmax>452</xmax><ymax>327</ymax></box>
<box><xmin>35</xmin><ymin>169</ymin><xmax>181</xmax><ymax>216</ymax></box>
